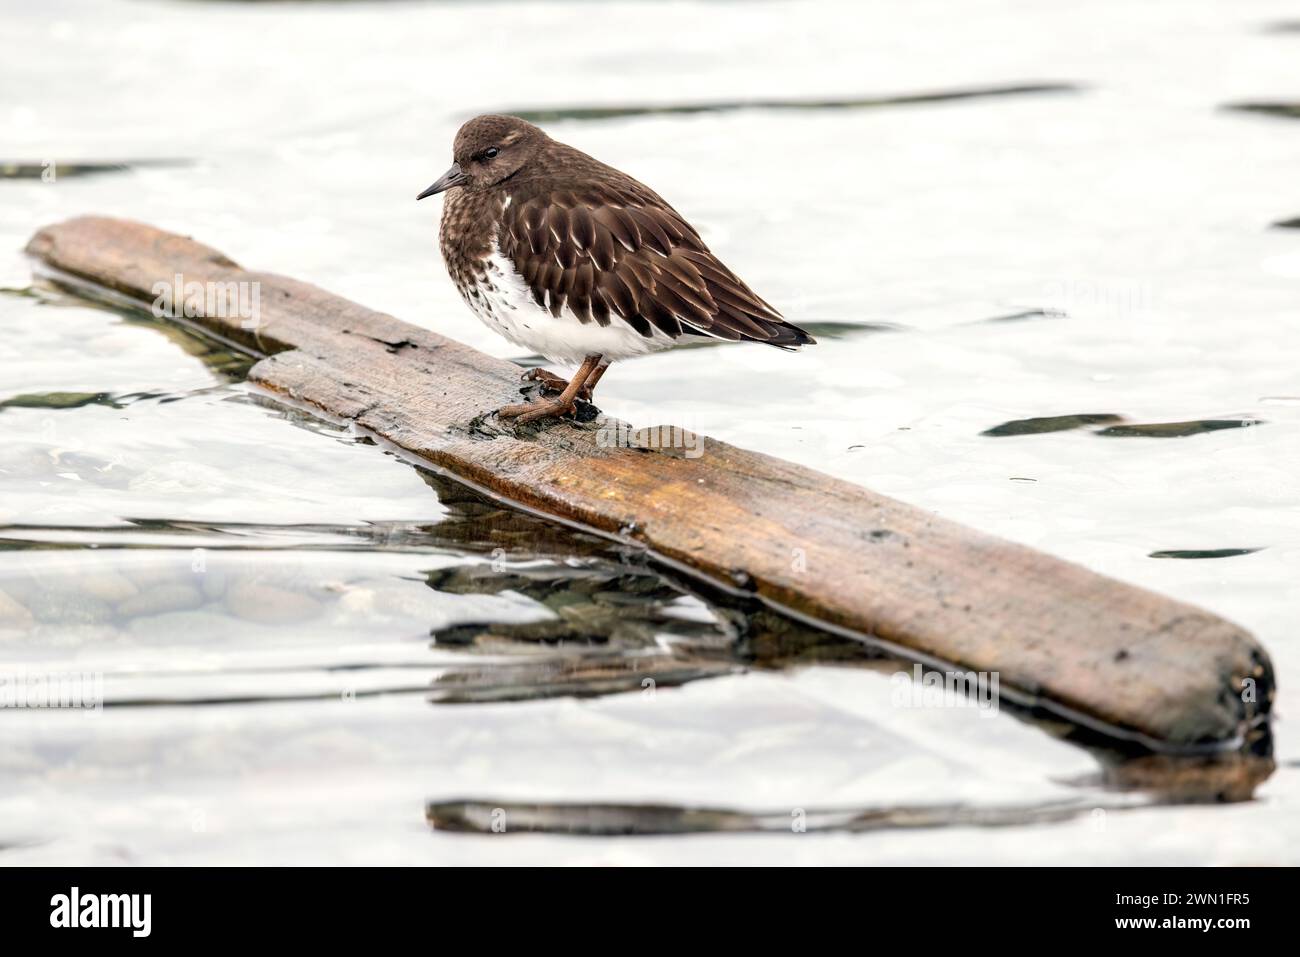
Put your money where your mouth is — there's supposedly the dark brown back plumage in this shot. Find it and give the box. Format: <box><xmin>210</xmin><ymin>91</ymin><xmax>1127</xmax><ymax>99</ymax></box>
<box><xmin>445</xmin><ymin>115</ymin><xmax>814</xmax><ymax>348</ymax></box>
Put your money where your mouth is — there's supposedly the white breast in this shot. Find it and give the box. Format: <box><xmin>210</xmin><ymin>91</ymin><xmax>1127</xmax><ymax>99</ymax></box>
<box><xmin>459</xmin><ymin>243</ymin><xmax>677</xmax><ymax>367</ymax></box>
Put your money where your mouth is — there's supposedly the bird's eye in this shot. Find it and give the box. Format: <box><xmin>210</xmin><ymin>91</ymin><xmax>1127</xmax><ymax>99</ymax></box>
<box><xmin>484</xmin><ymin>147</ymin><xmax>500</xmax><ymax>159</ymax></box>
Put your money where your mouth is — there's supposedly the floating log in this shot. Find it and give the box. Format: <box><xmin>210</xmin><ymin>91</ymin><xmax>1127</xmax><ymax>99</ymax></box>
<box><xmin>25</xmin><ymin>217</ymin><xmax>1274</xmax><ymax>782</ymax></box>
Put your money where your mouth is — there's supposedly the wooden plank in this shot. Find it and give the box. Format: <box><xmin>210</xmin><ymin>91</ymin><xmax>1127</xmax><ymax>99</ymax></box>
<box><xmin>26</xmin><ymin>216</ymin><xmax>1275</xmax><ymax>770</ymax></box>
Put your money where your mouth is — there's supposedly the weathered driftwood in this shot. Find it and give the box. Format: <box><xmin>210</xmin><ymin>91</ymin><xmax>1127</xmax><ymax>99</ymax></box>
<box><xmin>26</xmin><ymin>217</ymin><xmax>1274</xmax><ymax>770</ymax></box>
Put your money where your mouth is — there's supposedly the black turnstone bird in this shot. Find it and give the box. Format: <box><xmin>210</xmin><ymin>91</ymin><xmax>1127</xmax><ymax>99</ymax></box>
<box><xmin>418</xmin><ymin>114</ymin><xmax>814</xmax><ymax>424</ymax></box>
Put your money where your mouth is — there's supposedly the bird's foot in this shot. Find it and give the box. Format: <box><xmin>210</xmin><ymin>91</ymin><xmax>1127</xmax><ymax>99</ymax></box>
<box><xmin>520</xmin><ymin>367</ymin><xmax>570</xmax><ymax>395</ymax></box>
<box><xmin>520</xmin><ymin>367</ymin><xmax>594</xmax><ymax>401</ymax></box>
<box><xmin>496</xmin><ymin>396</ymin><xmax>578</xmax><ymax>425</ymax></box>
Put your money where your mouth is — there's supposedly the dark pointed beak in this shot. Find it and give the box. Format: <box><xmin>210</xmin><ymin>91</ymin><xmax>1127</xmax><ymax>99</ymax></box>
<box><xmin>417</xmin><ymin>163</ymin><xmax>466</xmax><ymax>200</ymax></box>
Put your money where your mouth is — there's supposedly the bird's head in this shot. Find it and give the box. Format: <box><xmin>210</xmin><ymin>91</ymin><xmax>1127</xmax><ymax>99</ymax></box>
<box><xmin>417</xmin><ymin>114</ymin><xmax>546</xmax><ymax>199</ymax></box>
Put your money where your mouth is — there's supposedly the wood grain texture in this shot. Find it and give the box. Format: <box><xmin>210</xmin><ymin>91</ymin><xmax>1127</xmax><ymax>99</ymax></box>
<box><xmin>26</xmin><ymin>216</ymin><xmax>1274</xmax><ymax>763</ymax></box>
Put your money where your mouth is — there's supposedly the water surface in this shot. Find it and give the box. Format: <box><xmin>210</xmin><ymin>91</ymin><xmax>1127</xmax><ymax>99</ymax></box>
<box><xmin>2</xmin><ymin>0</ymin><xmax>1298</xmax><ymax>864</ymax></box>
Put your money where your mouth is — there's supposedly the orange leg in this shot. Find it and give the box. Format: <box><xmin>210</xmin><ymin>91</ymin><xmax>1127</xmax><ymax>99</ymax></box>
<box><xmin>498</xmin><ymin>354</ymin><xmax>604</xmax><ymax>424</ymax></box>
<box><xmin>578</xmin><ymin>362</ymin><xmax>609</xmax><ymax>402</ymax></box>
<box><xmin>522</xmin><ymin>362</ymin><xmax>609</xmax><ymax>402</ymax></box>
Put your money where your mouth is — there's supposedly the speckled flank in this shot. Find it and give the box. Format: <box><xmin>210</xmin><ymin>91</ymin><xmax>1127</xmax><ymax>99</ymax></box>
<box><xmin>459</xmin><ymin>236</ymin><xmax>677</xmax><ymax>364</ymax></box>
<box><xmin>434</xmin><ymin>114</ymin><xmax>814</xmax><ymax>366</ymax></box>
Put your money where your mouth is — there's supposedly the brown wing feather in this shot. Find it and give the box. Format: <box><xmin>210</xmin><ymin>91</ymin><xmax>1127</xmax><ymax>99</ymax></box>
<box><xmin>498</xmin><ymin>174</ymin><xmax>815</xmax><ymax>348</ymax></box>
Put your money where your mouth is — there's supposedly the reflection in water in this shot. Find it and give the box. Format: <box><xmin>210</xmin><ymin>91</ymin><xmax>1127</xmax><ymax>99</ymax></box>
<box><xmin>1223</xmin><ymin>101</ymin><xmax>1300</xmax><ymax>120</ymax></box>
<box><xmin>981</xmin><ymin>415</ymin><xmax>1268</xmax><ymax>438</ymax></box>
<box><xmin>508</xmin><ymin>83</ymin><xmax>1081</xmax><ymax>122</ymax></box>
<box><xmin>977</xmin><ymin>308</ymin><xmax>1069</xmax><ymax>323</ymax></box>
<box><xmin>0</xmin><ymin>160</ymin><xmax>190</xmax><ymax>180</ymax></box>
<box><xmin>426</xmin><ymin>795</ymin><xmax>1137</xmax><ymax>836</ymax></box>
<box><xmin>0</xmin><ymin>391</ymin><xmax>123</xmax><ymax>411</ymax></box>
<box><xmin>981</xmin><ymin>413</ymin><xmax>1124</xmax><ymax>436</ymax></box>
<box><xmin>1096</xmin><ymin>419</ymin><xmax>1263</xmax><ymax>438</ymax></box>
<box><xmin>17</xmin><ymin>284</ymin><xmax>259</xmax><ymax>379</ymax></box>
<box><xmin>1149</xmin><ymin>548</ymin><xmax>1264</xmax><ymax>560</ymax></box>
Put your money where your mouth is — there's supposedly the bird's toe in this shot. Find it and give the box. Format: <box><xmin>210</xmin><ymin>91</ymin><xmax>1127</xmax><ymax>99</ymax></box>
<box><xmin>496</xmin><ymin>397</ymin><xmax>576</xmax><ymax>424</ymax></box>
<box><xmin>520</xmin><ymin>368</ymin><xmax>570</xmax><ymax>395</ymax></box>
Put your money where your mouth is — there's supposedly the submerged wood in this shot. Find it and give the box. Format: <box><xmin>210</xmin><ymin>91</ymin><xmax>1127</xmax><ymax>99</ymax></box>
<box><xmin>25</xmin><ymin>217</ymin><xmax>1274</xmax><ymax>781</ymax></box>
